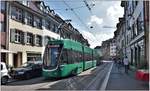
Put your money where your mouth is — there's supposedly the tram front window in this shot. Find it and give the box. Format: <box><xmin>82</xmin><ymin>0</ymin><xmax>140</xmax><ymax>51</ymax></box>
<box><xmin>43</xmin><ymin>45</ymin><xmax>61</xmax><ymax>69</ymax></box>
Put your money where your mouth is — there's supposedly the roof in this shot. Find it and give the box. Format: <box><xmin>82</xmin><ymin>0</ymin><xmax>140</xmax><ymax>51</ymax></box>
<box><xmin>48</xmin><ymin>39</ymin><xmax>93</xmax><ymax>54</ymax></box>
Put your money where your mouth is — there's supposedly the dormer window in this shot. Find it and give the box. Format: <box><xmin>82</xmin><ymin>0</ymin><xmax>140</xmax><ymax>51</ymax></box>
<box><xmin>11</xmin><ymin>6</ymin><xmax>23</xmax><ymax>22</ymax></box>
<box><xmin>34</xmin><ymin>16</ymin><xmax>42</xmax><ymax>29</ymax></box>
<box><xmin>17</xmin><ymin>1</ymin><xmax>29</xmax><ymax>6</ymax></box>
<box><xmin>40</xmin><ymin>5</ymin><xmax>44</xmax><ymax>11</ymax></box>
<box><xmin>39</xmin><ymin>1</ymin><xmax>46</xmax><ymax>12</ymax></box>
<box><xmin>26</xmin><ymin>12</ymin><xmax>33</xmax><ymax>26</ymax></box>
<box><xmin>45</xmin><ymin>20</ymin><xmax>51</xmax><ymax>30</ymax></box>
<box><xmin>45</xmin><ymin>6</ymin><xmax>50</xmax><ymax>14</ymax></box>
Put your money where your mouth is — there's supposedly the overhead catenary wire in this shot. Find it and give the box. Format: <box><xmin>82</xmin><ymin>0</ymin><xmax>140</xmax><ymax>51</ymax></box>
<box><xmin>44</xmin><ymin>0</ymin><xmax>104</xmax><ymax>2</ymax></box>
<box><xmin>50</xmin><ymin>3</ymin><xmax>95</xmax><ymax>11</ymax></box>
<box><xmin>62</xmin><ymin>0</ymin><xmax>100</xmax><ymax>44</ymax></box>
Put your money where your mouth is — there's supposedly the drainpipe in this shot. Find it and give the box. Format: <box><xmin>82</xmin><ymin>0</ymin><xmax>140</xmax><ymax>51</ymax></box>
<box><xmin>6</xmin><ymin>1</ymin><xmax>10</xmax><ymax>65</ymax></box>
<box><xmin>143</xmin><ymin>1</ymin><xmax>149</xmax><ymax>69</ymax></box>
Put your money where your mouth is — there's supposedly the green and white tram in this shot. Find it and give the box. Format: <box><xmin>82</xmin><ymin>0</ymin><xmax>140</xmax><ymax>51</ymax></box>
<box><xmin>42</xmin><ymin>39</ymin><xmax>98</xmax><ymax>78</ymax></box>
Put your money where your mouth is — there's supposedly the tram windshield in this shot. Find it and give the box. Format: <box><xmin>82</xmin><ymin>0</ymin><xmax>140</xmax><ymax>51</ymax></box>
<box><xmin>43</xmin><ymin>44</ymin><xmax>61</xmax><ymax>69</ymax></box>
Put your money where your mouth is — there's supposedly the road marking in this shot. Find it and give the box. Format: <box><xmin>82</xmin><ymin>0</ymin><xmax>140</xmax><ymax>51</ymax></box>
<box><xmin>100</xmin><ymin>62</ymin><xmax>113</xmax><ymax>90</ymax></box>
<box><xmin>83</xmin><ymin>63</ymin><xmax>108</xmax><ymax>90</ymax></box>
<box><xmin>78</xmin><ymin>67</ymin><xmax>96</xmax><ymax>76</ymax></box>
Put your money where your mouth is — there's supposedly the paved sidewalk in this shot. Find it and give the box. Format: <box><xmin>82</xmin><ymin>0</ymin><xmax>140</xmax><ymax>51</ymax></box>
<box><xmin>106</xmin><ymin>63</ymin><xmax>149</xmax><ymax>90</ymax></box>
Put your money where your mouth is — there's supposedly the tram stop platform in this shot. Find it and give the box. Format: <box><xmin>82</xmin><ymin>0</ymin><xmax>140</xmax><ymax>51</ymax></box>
<box><xmin>106</xmin><ymin>63</ymin><xmax>149</xmax><ymax>90</ymax></box>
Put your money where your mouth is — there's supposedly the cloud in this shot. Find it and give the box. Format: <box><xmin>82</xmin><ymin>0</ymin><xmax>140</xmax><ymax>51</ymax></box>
<box><xmin>106</xmin><ymin>2</ymin><xmax>124</xmax><ymax>22</ymax></box>
<box><xmin>80</xmin><ymin>30</ymin><xmax>113</xmax><ymax>48</ymax></box>
<box><xmin>46</xmin><ymin>1</ymin><xmax>124</xmax><ymax>48</ymax></box>
<box><xmin>81</xmin><ymin>1</ymin><xmax>123</xmax><ymax>48</ymax></box>
<box><xmin>87</xmin><ymin>15</ymin><xmax>103</xmax><ymax>26</ymax></box>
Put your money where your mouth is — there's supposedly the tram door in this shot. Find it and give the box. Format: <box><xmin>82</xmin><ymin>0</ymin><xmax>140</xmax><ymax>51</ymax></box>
<box><xmin>51</xmin><ymin>48</ymin><xmax>58</xmax><ymax>66</ymax></box>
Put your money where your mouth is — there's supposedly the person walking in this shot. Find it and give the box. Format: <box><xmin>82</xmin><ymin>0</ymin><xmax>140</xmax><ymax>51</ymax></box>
<box><xmin>123</xmin><ymin>56</ymin><xmax>129</xmax><ymax>74</ymax></box>
<box><xmin>117</xmin><ymin>58</ymin><xmax>121</xmax><ymax>70</ymax></box>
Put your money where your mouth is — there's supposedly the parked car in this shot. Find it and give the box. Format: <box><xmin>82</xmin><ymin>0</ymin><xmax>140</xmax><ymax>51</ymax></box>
<box><xmin>11</xmin><ymin>61</ymin><xmax>42</xmax><ymax>80</ymax></box>
<box><xmin>1</xmin><ymin>62</ymin><xmax>11</xmax><ymax>85</ymax></box>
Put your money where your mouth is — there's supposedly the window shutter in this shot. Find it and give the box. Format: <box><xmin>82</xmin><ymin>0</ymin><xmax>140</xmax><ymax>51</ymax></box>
<box><xmin>32</xmin><ymin>16</ymin><xmax>34</xmax><ymax>27</ymax></box>
<box><xmin>32</xmin><ymin>34</ymin><xmax>36</xmax><ymax>46</ymax></box>
<box><xmin>44</xmin><ymin>36</ymin><xmax>47</xmax><ymax>46</ymax></box>
<box><xmin>24</xmin><ymin>32</ymin><xmax>27</xmax><ymax>44</ymax></box>
<box><xmin>40</xmin><ymin>19</ymin><xmax>43</xmax><ymax>29</ymax></box>
<box><xmin>40</xmin><ymin>36</ymin><xmax>43</xmax><ymax>47</ymax></box>
<box><xmin>21</xmin><ymin>32</ymin><xmax>25</xmax><ymax>45</ymax></box>
<box><xmin>11</xmin><ymin>7</ymin><xmax>16</xmax><ymax>20</ymax></box>
<box><xmin>10</xmin><ymin>29</ymin><xmax>16</xmax><ymax>43</ymax></box>
<box><xmin>24</xmin><ymin>12</ymin><xmax>27</xmax><ymax>24</ymax></box>
<box><xmin>22</xmin><ymin>10</ymin><xmax>25</xmax><ymax>24</ymax></box>
<box><xmin>33</xmin><ymin>21</ymin><xmax>36</xmax><ymax>27</ymax></box>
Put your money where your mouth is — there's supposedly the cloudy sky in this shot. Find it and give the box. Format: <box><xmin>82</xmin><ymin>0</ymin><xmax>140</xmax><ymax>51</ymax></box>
<box><xmin>44</xmin><ymin>0</ymin><xmax>124</xmax><ymax>48</ymax></box>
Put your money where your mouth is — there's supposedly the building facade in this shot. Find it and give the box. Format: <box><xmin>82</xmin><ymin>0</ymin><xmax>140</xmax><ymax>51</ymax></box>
<box><xmin>110</xmin><ymin>39</ymin><xmax>116</xmax><ymax>59</ymax></box>
<box><xmin>101</xmin><ymin>38</ymin><xmax>116</xmax><ymax>60</ymax></box>
<box><xmin>94</xmin><ymin>46</ymin><xmax>102</xmax><ymax>57</ymax></box>
<box><xmin>114</xmin><ymin>17</ymin><xmax>126</xmax><ymax>60</ymax></box>
<box><xmin>121</xmin><ymin>1</ymin><xmax>149</xmax><ymax>69</ymax></box>
<box><xmin>0</xmin><ymin>1</ymin><xmax>89</xmax><ymax>68</ymax></box>
<box><xmin>0</xmin><ymin>1</ymin><xmax>8</xmax><ymax>63</ymax></box>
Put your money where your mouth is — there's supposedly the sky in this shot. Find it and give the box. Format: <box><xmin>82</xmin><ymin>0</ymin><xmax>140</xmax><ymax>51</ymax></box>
<box><xmin>44</xmin><ymin>0</ymin><xmax>124</xmax><ymax>48</ymax></box>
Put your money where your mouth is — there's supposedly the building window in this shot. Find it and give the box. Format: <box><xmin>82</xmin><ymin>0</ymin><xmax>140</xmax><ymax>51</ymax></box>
<box><xmin>132</xmin><ymin>23</ymin><xmax>137</xmax><ymax>38</ymax></box>
<box><xmin>11</xmin><ymin>6</ymin><xmax>23</xmax><ymax>22</ymax></box>
<box><xmin>135</xmin><ymin>1</ymin><xmax>138</xmax><ymax>6</ymax></box>
<box><xmin>15</xmin><ymin>30</ymin><xmax>22</xmax><ymax>43</ymax></box>
<box><xmin>45</xmin><ymin>21</ymin><xmax>51</xmax><ymax>30</ymax></box>
<box><xmin>26</xmin><ymin>12</ymin><xmax>33</xmax><ymax>26</ymax></box>
<box><xmin>36</xmin><ymin>35</ymin><xmax>42</xmax><ymax>46</ymax></box>
<box><xmin>0</xmin><ymin>22</ymin><xmax>5</xmax><ymax>32</ymax></box>
<box><xmin>44</xmin><ymin>36</ymin><xmax>50</xmax><ymax>45</ymax></box>
<box><xmin>26</xmin><ymin>33</ymin><xmax>33</xmax><ymax>44</ymax></box>
<box><xmin>17</xmin><ymin>1</ymin><xmax>29</xmax><ymax>6</ymax></box>
<box><xmin>1</xmin><ymin>1</ymin><xmax>5</xmax><ymax>11</ymax></box>
<box><xmin>34</xmin><ymin>16</ymin><xmax>42</xmax><ymax>29</ymax></box>
<box><xmin>137</xmin><ymin>13</ymin><xmax>144</xmax><ymax>34</ymax></box>
<box><xmin>52</xmin><ymin>24</ymin><xmax>56</xmax><ymax>32</ymax></box>
<box><xmin>51</xmin><ymin>24</ymin><xmax>58</xmax><ymax>33</ymax></box>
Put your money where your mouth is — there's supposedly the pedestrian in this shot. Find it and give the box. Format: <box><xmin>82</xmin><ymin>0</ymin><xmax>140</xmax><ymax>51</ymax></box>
<box><xmin>117</xmin><ymin>58</ymin><xmax>121</xmax><ymax>69</ymax></box>
<box><xmin>123</xmin><ymin>56</ymin><xmax>129</xmax><ymax>74</ymax></box>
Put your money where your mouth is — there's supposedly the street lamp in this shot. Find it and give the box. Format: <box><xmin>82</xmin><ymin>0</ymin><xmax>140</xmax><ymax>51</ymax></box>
<box><xmin>58</xmin><ymin>19</ymin><xmax>71</xmax><ymax>39</ymax></box>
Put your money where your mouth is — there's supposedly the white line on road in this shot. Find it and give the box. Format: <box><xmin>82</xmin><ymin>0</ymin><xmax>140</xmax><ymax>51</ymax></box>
<box><xmin>100</xmin><ymin>62</ymin><xmax>113</xmax><ymax>90</ymax></box>
<box><xmin>84</xmin><ymin>63</ymin><xmax>107</xmax><ymax>90</ymax></box>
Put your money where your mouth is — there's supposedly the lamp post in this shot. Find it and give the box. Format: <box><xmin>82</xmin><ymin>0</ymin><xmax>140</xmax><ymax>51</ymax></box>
<box><xmin>58</xmin><ymin>19</ymin><xmax>71</xmax><ymax>40</ymax></box>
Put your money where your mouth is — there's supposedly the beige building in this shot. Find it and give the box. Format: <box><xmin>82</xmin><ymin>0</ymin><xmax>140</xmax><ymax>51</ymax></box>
<box><xmin>2</xmin><ymin>1</ymin><xmax>60</xmax><ymax>67</ymax></box>
<box><xmin>1</xmin><ymin>1</ymin><xmax>90</xmax><ymax>68</ymax></box>
<box><xmin>6</xmin><ymin>1</ymin><xmax>60</xmax><ymax>67</ymax></box>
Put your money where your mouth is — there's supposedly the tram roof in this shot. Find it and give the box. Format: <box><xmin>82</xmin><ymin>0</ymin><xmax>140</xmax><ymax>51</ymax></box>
<box><xmin>48</xmin><ymin>39</ymin><xmax>94</xmax><ymax>54</ymax></box>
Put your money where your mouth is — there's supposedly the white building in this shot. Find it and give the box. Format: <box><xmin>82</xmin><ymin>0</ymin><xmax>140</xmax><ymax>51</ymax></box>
<box><xmin>110</xmin><ymin>40</ymin><xmax>116</xmax><ymax>57</ymax></box>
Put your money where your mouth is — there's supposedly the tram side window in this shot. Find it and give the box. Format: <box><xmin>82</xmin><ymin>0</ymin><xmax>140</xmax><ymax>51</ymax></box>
<box><xmin>75</xmin><ymin>51</ymin><xmax>80</xmax><ymax>63</ymax></box>
<box><xmin>72</xmin><ymin>51</ymin><xmax>76</xmax><ymax>63</ymax></box>
<box><xmin>85</xmin><ymin>53</ymin><xmax>92</xmax><ymax>61</ymax></box>
<box><xmin>90</xmin><ymin>54</ymin><xmax>92</xmax><ymax>61</ymax></box>
<box><xmin>60</xmin><ymin>49</ymin><xmax>68</xmax><ymax>64</ymax></box>
<box><xmin>67</xmin><ymin>49</ymin><xmax>72</xmax><ymax>64</ymax></box>
<box><xmin>74</xmin><ymin>51</ymin><xmax>77</xmax><ymax>63</ymax></box>
<box><xmin>77</xmin><ymin>51</ymin><xmax>79</xmax><ymax>62</ymax></box>
<box><xmin>78</xmin><ymin>52</ymin><xmax>82</xmax><ymax>62</ymax></box>
<box><xmin>84</xmin><ymin>53</ymin><xmax>88</xmax><ymax>61</ymax></box>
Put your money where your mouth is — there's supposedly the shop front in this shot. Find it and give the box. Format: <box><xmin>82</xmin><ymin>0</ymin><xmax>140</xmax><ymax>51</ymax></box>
<box><xmin>27</xmin><ymin>53</ymin><xmax>42</xmax><ymax>62</ymax></box>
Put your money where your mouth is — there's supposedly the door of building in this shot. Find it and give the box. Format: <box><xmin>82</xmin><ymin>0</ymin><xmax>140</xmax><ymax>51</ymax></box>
<box><xmin>13</xmin><ymin>54</ymin><xmax>18</xmax><ymax>68</ymax></box>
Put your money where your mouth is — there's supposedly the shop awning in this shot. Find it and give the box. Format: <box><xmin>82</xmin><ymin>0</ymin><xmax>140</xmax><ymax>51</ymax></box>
<box><xmin>0</xmin><ymin>49</ymin><xmax>16</xmax><ymax>53</ymax></box>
